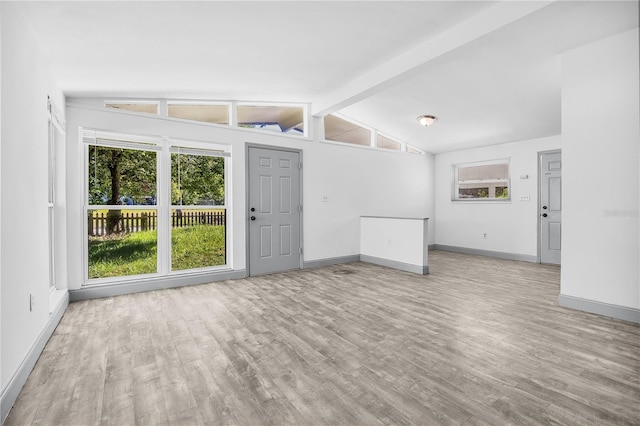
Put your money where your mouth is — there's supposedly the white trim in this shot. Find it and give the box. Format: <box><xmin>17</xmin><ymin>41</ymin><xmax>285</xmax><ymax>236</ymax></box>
<box><xmin>1</xmin><ymin>291</ymin><xmax>69</xmax><ymax>423</ymax></box>
<box><xmin>71</xmin><ymin>269</ymin><xmax>246</xmax><ymax>301</ymax></box>
<box><xmin>319</xmin><ymin>138</ymin><xmax>424</xmax><ymax>156</ymax></box>
<box><xmin>169</xmin><ymin>146</ymin><xmax>230</xmax><ymax>158</ymax></box>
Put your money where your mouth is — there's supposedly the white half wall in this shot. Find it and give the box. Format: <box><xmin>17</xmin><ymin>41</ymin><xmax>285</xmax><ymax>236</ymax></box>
<box><xmin>561</xmin><ymin>28</ymin><xmax>640</xmax><ymax>312</ymax></box>
<box><xmin>0</xmin><ymin>1</ymin><xmax>66</xmax><ymax>412</ymax></box>
<box><xmin>361</xmin><ymin>216</ymin><xmax>429</xmax><ymax>274</ymax></box>
<box><xmin>65</xmin><ymin>104</ymin><xmax>434</xmax><ymax>289</ymax></box>
<box><xmin>434</xmin><ymin>135</ymin><xmax>561</xmax><ymax>258</ymax></box>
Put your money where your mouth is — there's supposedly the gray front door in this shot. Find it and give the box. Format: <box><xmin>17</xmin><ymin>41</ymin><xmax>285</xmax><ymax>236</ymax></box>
<box><xmin>539</xmin><ymin>151</ymin><xmax>562</xmax><ymax>265</ymax></box>
<box><xmin>248</xmin><ymin>146</ymin><xmax>301</xmax><ymax>275</ymax></box>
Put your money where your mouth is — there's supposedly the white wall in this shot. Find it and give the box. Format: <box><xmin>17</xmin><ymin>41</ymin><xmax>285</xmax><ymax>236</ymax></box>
<box><xmin>65</xmin><ymin>104</ymin><xmax>434</xmax><ymax>289</ymax></box>
<box><xmin>0</xmin><ymin>2</ymin><xmax>65</xmax><ymax>391</ymax></box>
<box><xmin>561</xmin><ymin>28</ymin><xmax>639</xmax><ymax>310</ymax></box>
<box><xmin>434</xmin><ymin>136</ymin><xmax>561</xmax><ymax>258</ymax></box>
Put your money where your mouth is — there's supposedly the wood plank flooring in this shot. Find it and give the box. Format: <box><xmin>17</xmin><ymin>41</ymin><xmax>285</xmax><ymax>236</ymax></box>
<box><xmin>6</xmin><ymin>251</ymin><xmax>640</xmax><ymax>425</ymax></box>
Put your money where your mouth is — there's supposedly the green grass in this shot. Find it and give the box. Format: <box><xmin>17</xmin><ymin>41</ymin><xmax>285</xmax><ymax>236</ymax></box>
<box><xmin>88</xmin><ymin>225</ymin><xmax>225</xmax><ymax>279</ymax></box>
<box><xmin>172</xmin><ymin>225</ymin><xmax>225</xmax><ymax>271</ymax></box>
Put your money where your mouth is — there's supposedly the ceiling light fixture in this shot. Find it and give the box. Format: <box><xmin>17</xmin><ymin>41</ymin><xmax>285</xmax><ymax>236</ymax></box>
<box><xmin>417</xmin><ymin>115</ymin><xmax>437</xmax><ymax>127</ymax></box>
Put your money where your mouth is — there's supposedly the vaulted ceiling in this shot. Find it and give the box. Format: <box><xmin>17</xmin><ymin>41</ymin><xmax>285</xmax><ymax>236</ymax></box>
<box><xmin>17</xmin><ymin>1</ymin><xmax>639</xmax><ymax>153</ymax></box>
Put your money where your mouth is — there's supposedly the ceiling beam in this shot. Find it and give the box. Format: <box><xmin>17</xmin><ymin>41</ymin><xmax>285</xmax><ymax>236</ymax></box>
<box><xmin>311</xmin><ymin>1</ymin><xmax>553</xmax><ymax>117</ymax></box>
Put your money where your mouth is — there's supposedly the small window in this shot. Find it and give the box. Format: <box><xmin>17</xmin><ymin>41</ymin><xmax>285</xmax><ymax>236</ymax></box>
<box><xmin>168</xmin><ymin>103</ymin><xmax>230</xmax><ymax>125</ymax></box>
<box><xmin>407</xmin><ymin>145</ymin><xmax>424</xmax><ymax>155</ymax></box>
<box><xmin>105</xmin><ymin>102</ymin><xmax>159</xmax><ymax>114</ymax></box>
<box><xmin>324</xmin><ymin>114</ymin><xmax>371</xmax><ymax>146</ymax></box>
<box><xmin>377</xmin><ymin>134</ymin><xmax>402</xmax><ymax>151</ymax></box>
<box><xmin>453</xmin><ymin>159</ymin><xmax>510</xmax><ymax>201</ymax></box>
<box><xmin>237</xmin><ymin>104</ymin><xmax>304</xmax><ymax>135</ymax></box>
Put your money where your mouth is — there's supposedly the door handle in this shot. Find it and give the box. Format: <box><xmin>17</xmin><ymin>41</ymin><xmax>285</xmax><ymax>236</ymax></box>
<box><xmin>250</xmin><ymin>216</ymin><xmax>256</xmax><ymax>221</ymax></box>
<box><xmin>542</xmin><ymin>213</ymin><xmax>548</xmax><ymax>218</ymax></box>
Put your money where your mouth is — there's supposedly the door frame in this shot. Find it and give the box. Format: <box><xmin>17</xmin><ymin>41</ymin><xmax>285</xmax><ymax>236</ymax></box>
<box><xmin>245</xmin><ymin>143</ymin><xmax>304</xmax><ymax>276</ymax></box>
<box><xmin>537</xmin><ymin>149</ymin><xmax>561</xmax><ymax>264</ymax></box>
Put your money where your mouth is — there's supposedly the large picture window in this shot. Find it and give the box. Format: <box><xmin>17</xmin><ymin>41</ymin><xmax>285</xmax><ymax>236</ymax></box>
<box><xmin>452</xmin><ymin>159</ymin><xmax>510</xmax><ymax>201</ymax></box>
<box><xmin>83</xmin><ymin>130</ymin><xmax>230</xmax><ymax>283</ymax></box>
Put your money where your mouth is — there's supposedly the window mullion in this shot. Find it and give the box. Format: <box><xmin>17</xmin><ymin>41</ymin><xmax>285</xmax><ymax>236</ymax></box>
<box><xmin>158</xmin><ymin>139</ymin><xmax>171</xmax><ymax>275</ymax></box>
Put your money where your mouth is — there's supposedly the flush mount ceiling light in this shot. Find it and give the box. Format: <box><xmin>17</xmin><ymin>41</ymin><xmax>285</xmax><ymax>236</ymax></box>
<box><xmin>417</xmin><ymin>115</ymin><xmax>437</xmax><ymax>127</ymax></box>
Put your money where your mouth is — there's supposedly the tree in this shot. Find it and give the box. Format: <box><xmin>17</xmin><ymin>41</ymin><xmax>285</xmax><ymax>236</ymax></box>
<box><xmin>88</xmin><ymin>145</ymin><xmax>157</xmax><ymax>234</ymax></box>
<box><xmin>171</xmin><ymin>153</ymin><xmax>225</xmax><ymax>206</ymax></box>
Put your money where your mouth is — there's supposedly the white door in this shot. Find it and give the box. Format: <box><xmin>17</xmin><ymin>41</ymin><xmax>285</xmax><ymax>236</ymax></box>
<box><xmin>539</xmin><ymin>151</ymin><xmax>562</xmax><ymax>265</ymax></box>
<box><xmin>248</xmin><ymin>146</ymin><xmax>301</xmax><ymax>275</ymax></box>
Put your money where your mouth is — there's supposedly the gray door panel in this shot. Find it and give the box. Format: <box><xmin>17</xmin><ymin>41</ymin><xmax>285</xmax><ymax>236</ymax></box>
<box><xmin>540</xmin><ymin>151</ymin><xmax>562</xmax><ymax>265</ymax></box>
<box><xmin>248</xmin><ymin>147</ymin><xmax>301</xmax><ymax>275</ymax></box>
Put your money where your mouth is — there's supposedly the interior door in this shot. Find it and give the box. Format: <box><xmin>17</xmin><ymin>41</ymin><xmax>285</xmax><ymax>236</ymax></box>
<box><xmin>248</xmin><ymin>146</ymin><xmax>301</xmax><ymax>275</ymax></box>
<box><xmin>539</xmin><ymin>151</ymin><xmax>562</xmax><ymax>265</ymax></box>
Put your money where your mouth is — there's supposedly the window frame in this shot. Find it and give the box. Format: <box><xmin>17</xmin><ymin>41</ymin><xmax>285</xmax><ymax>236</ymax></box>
<box><xmin>451</xmin><ymin>158</ymin><xmax>511</xmax><ymax>202</ymax></box>
<box><xmin>82</xmin><ymin>129</ymin><xmax>232</xmax><ymax>285</ymax></box>
<box><xmin>168</xmin><ymin>143</ymin><xmax>230</xmax><ymax>274</ymax></box>
<box><xmin>323</xmin><ymin>113</ymin><xmax>424</xmax><ymax>155</ymax></box>
<box><xmin>236</xmin><ymin>101</ymin><xmax>308</xmax><ymax>137</ymax></box>
<box><xmin>167</xmin><ymin>101</ymin><xmax>232</xmax><ymax>126</ymax></box>
<box><xmin>104</xmin><ymin>100</ymin><xmax>160</xmax><ymax>115</ymax></box>
<box><xmin>376</xmin><ymin>132</ymin><xmax>404</xmax><ymax>151</ymax></box>
<box><xmin>323</xmin><ymin>113</ymin><xmax>374</xmax><ymax>147</ymax></box>
<box><xmin>47</xmin><ymin>97</ymin><xmax>65</xmax><ymax>291</ymax></box>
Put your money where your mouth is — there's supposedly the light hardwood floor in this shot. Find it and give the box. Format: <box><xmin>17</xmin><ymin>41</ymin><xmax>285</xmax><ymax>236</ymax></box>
<box><xmin>6</xmin><ymin>251</ymin><xmax>640</xmax><ymax>425</ymax></box>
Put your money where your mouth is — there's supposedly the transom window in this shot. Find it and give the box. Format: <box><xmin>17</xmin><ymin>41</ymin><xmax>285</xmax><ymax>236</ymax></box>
<box><xmin>324</xmin><ymin>114</ymin><xmax>372</xmax><ymax>146</ymax></box>
<box><xmin>105</xmin><ymin>101</ymin><xmax>159</xmax><ymax>114</ymax></box>
<box><xmin>168</xmin><ymin>102</ymin><xmax>230</xmax><ymax>125</ymax></box>
<box><xmin>378</xmin><ymin>134</ymin><xmax>402</xmax><ymax>151</ymax></box>
<box><xmin>104</xmin><ymin>100</ymin><xmax>307</xmax><ymax>137</ymax></box>
<box><xmin>323</xmin><ymin>113</ymin><xmax>423</xmax><ymax>154</ymax></box>
<box><xmin>237</xmin><ymin>104</ymin><xmax>305</xmax><ymax>135</ymax></box>
<box><xmin>452</xmin><ymin>159</ymin><xmax>510</xmax><ymax>201</ymax></box>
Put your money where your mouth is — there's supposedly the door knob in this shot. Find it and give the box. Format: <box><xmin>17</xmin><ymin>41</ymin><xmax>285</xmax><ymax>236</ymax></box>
<box><xmin>250</xmin><ymin>216</ymin><xmax>256</xmax><ymax>221</ymax></box>
<box><xmin>542</xmin><ymin>213</ymin><xmax>548</xmax><ymax>217</ymax></box>
<box><xmin>251</xmin><ymin>207</ymin><xmax>255</xmax><ymax>212</ymax></box>
<box><xmin>543</xmin><ymin>206</ymin><xmax>548</xmax><ymax>210</ymax></box>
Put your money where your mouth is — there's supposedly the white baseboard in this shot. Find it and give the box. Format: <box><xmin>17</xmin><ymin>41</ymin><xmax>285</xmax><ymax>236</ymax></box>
<box><xmin>1</xmin><ymin>290</ymin><xmax>69</xmax><ymax>423</ymax></box>
<box><xmin>69</xmin><ymin>269</ymin><xmax>246</xmax><ymax>301</ymax></box>
<box><xmin>360</xmin><ymin>255</ymin><xmax>429</xmax><ymax>275</ymax></box>
<box><xmin>558</xmin><ymin>294</ymin><xmax>640</xmax><ymax>324</ymax></box>
<box><xmin>433</xmin><ymin>244</ymin><xmax>538</xmax><ymax>263</ymax></box>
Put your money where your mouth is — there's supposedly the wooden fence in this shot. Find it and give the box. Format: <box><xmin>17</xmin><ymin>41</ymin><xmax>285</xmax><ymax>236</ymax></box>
<box><xmin>88</xmin><ymin>210</ymin><xmax>226</xmax><ymax>236</ymax></box>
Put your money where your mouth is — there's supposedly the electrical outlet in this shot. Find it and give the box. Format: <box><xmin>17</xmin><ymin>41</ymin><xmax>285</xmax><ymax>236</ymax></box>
<box><xmin>520</xmin><ymin>194</ymin><xmax>530</xmax><ymax>201</ymax></box>
<box><xmin>322</xmin><ymin>195</ymin><xmax>329</xmax><ymax>202</ymax></box>
<box><xmin>30</xmin><ymin>294</ymin><xmax>34</xmax><ymax>312</ymax></box>
<box><xmin>483</xmin><ymin>233</ymin><xmax>488</xmax><ymax>239</ymax></box>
